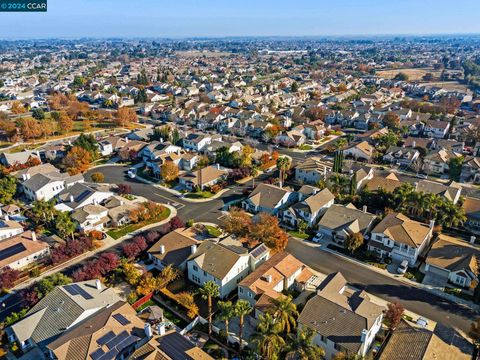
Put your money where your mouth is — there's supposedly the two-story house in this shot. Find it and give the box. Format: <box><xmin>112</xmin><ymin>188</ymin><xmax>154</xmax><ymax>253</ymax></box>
<box><xmin>294</xmin><ymin>157</ymin><xmax>333</xmax><ymax>185</ymax></box>
<box><xmin>22</xmin><ymin>171</ymin><xmax>84</xmax><ymax>202</ymax></box>
<box><xmin>368</xmin><ymin>213</ymin><xmax>434</xmax><ymax>266</ymax></box>
<box><xmin>71</xmin><ymin>204</ymin><xmax>110</xmax><ymax>233</ymax></box>
<box><xmin>242</xmin><ymin>183</ymin><xmax>297</xmax><ymax>216</ymax></box>
<box><xmin>283</xmin><ymin>188</ymin><xmax>335</xmax><ymax>227</ymax></box>
<box><xmin>187</xmin><ymin>239</ymin><xmax>251</xmax><ymax>298</ymax></box>
<box><xmin>298</xmin><ymin>272</ymin><xmax>383</xmax><ymax>360</ymax></box>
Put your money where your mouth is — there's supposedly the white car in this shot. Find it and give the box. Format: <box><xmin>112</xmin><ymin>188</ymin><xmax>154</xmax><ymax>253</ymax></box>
<box><xmin>127</xmin><ymin>168</ymin><xmax>137</xmax><ymax>179</ymax></box>
<box><xmin>397</xmin><ymin>260</ymin><xmax>409</xmax><ymax>274</ymax></box>
<box><xmin>312</xmin><ymin>233</ymin><xmax>324</xmax><ymax>243</ymax></box>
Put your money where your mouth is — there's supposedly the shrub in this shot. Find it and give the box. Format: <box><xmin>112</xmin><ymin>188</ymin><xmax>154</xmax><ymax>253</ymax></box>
<box><xmin>186</xmin><ymin>219</ymin><xmax>194</xmax><ymax>228</ymax></box>
<box><xmin>90</xmin><ymin>172</ymin><xmax>105</xmax><ymax>183</ymax></box>
<box><xmin>0</xmin><ymin>267</ymin><xmax>20</xmax><ymax>289</ymax></box>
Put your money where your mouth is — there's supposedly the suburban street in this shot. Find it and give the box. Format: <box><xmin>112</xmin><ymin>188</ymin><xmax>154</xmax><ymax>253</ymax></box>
<box><xmin>86</xmin><ymin>165</ymin><xmax>479</xmax><ymax>333</ymax></box>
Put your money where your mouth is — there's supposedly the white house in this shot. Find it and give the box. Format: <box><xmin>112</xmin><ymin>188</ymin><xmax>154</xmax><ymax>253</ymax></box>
<box><xmin>343</xmin><ymin>141</ymin><xmax>374</xmax><ymax>162</ymax></box>
<box><xmin>0</xmin><ymin>217</ymin><xmax>24</xmax><ymax>240</ymax></box>
<box><xmin>0</xmin><ymin>231</ymin><xmax>50</xmax><ymax>270</ymax></box>
<box><xmin>187</xmin><ymin>239</ymin><xmax>251</xmax><ymax>298</ymax></box>
<box><xmin>242</xmin><ymin>183</ymin><xmax>297</xmax><ymax>216</ymax></box>
<box><xmin>298</xmin><ymin>272</ymin><xmax>383</xmax><ymax>360</ymax></box>
<box><xmin>283</xmin><ymin>188</ymin><xmax>335</xmax><ymax>227</ymax></box>
<box><xmin>294</xmin><ymin>157</ymin><xmax>332</xmax><ymax>185</ymax></box>
<box><xmin>368</xmin><ymin>213</ymin><xmax>434</xmax><ymax>266</ymax></box>
<box><xmin>71</xmin><ymin>204</ymin><xmax>109</xmax><ymax>233</ymax></box>
<box><xmin>22</xmin><ymin>172</ymin><xmax>84</xmax><ymax>202</ymax></box>
<box><xmin>183</xmin><ymin>134</ymin><xmax>214</xmax><ymax>152</ymax></box>
<box><xmin>55</xmin><ymin>183</ymin><xmax>114</xmax><ymax>212</ymax></box>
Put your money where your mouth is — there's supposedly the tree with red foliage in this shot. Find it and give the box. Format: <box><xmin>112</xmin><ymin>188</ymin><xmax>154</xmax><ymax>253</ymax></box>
<box><xmin>117</xmin><ymin>183</ymin><xmax>132</xmax><ymax>195</ymax></box>
<box><xmin>22</xmin><ymin>288</ymin><xmax>39</xmax><ymax>307</ymax></box>
<box><xmin>122</xmin><ymin>242</ymin><xmax>142</xmax><ymax>259</ymax></box>
<box><xmin>168</xmin><ymin>216</ymin><xmax>184</xmax><ymax>231</ymax></box>
<box><xmin>146</xmin><ymin>231</ymin><xmax>160</xmax><ymax>244</ymax></box>
<box><xmin>133</xmin><ymin>236</ymin><xmax>148</xmax><ymax>252</ymax></box>
<box><xmin>0</xmin><ymin>267</ymin><xmax>20</xmax><ymax>289</ymax></box>
<box><xmin>385</xmin><ymin>302</ymin><xmax>405</xmax><ymax>331</ymax></box>
<box><xmin>96</xmin><ymin>252</ymin><xmax>120</xmax><ymax>275</ymax></box>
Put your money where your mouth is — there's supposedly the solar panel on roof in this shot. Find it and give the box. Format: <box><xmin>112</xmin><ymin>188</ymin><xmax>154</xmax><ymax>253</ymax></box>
<box><xmin>112</xmin><ymin>313</ymin><xmax>131</xmax><ymax>326</ymax></box>
<box><xmin>90</xmin><ymin>348</ymin><xmax>105</xmax><ymax>360</ymax></box>
<box><xmin>75</xmin><ymin>284</ymin><xmax>94</xmax><ymax>300</ymax></box>
<box><xmin>106</xmin><ymin>331</ymin><xmax>129</xmax><ymax>350</ymax></box>
<box><xmin>97</xmin><ymin>331</ymin><xmax>115</xmax><ymax>346</ymax></box>
<box><xmin>74</xmin><ymin>190</ymin><xmax>91</xmax><ymax>203</ymax></box>
<box><xmin>98</xmin><ymin>347</ymin><xmax>119</xmax><ymax>360</ymax></box>
<box><xmin>115</xmin><ymin>335</ymin><xmax>139</xmax><ymax>352</ymax></box>
<box><xmin>64</xmin><ymin>284</ymin><xmax>79</xmax><ymax>296</ymax></box>
<box><xmin>250</xmin><ymin>244</ymin><xmax>267</xmax><ymax>258</ymax></box>
<box><xmin>0</xmin><ymin>243</ymin><xmax>27</xmax><ymax>261</ymax></box>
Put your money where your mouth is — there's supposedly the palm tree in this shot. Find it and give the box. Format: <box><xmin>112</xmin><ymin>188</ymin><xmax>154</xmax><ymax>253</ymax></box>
<box><xmin>199</xmin><ymin>281</ymin><xmax>220</xmax><ymax>336</ymax></box>
<box><xmin>269</xmin><ymin>295</ymin><xmax>298</xmax><ymax>333</ymax></box>
<box><xmin>251</xmin><ymin>313</ymin><xmax>285</xmax><ymax>360</ymax></box>
<box><xmin>235</xmin><ymin>299</ymin><xmax>253</xmax><ymax>350</ymax></box>
<box><xmin>286</xmin><ymin>327</ymin><xmax>325</xmax><ymax>360</ymax></box>
<box><xmin>55</xmin><ymin>211</ymin><xmax>76</xmax><ymax>240</ymax></box>
<box><xmin>276</xmin><ymin>156</ymin><xmax>291</xmax><ymax>188</ymax></box>
<box><xmin>217</xmin><ymin>300</ymin><xmax>235</xmax><ymax>337</ymax></box>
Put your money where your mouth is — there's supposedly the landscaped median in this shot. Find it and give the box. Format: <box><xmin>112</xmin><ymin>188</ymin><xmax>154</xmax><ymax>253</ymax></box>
<box><xmin>107</xmin><ymin>204</ymin><xmax>171</xmax><ymax>239</ymax></box>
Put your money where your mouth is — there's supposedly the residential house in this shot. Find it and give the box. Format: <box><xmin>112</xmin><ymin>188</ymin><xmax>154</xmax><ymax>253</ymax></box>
<box><xmin>462</xmin><ymin>197</ymin><xmax>480</xmax><ymax>235</ymax></box>
<box><xmin>6</xmin><ymin>280</ymin><xmax>121</xmax><ymax>353</ymax></box>
<box><xmin>0</xmin><ymin>231</ymin><xmax>49</xmax><ymax>270</ymax></box>
<box><xmin>283</xmin><ymin>188</ymin><xmax>335</xmax><ymax>227</ymax></box>
<box><xmin>461</xmin><ymin>156</ymin><xmax>480</xmax><ymax>183</ymax></box>
<box><xmin>0</xmin><ymin>217</ymin><xmax>23</xmax><ymax>240</ymax></box>
<box><xmin>295</xmin><ymin>157</ymin><xmax>332</xmax><ymax>185</ymax></box>
<box><xmin>298</xmin><ymin>272</ymin><xmax>383</xmax><ymax>359</ymax></box>
<box><xmin>130</xmin><ymin>330</ymin><xmax>214</xmax><ymax>360</ymax></box>
<box><xmin>183</xmin><ymin>133</ymin><xmax>215</xmax><ymax>152</ymax></box>
<box><xmin>22</xmin><ymin>171</ymin><xmax>84</xmax><ymax>202</ymax></box>
<box><xmin>179</xmin><ymin>153</ymin><xmax>199</xmax><ymax>171</ymax></box>
<box><xmin>46</xmin><ymin>301</ymin><xmax>149</xmax><ymax>360</ymax></box>
<box><xmin>178</xmin><ymin>165</ymin><xmax>227</xmax><ymax>191</ymax></box>
<box><xmin>71</xmin><ymin>204</ymin><xmax>110</xmax><ymax>233</ymax></box>
<box><xmin>423</xmin><ymin>120</ymin><xmax>450</xmax><ymax>138</ymax></box>
<box><xmin>364</xmin><ymin>173</ymin><xmax>403</xmax><ymax>193</ymax></box>
<box><xmin>423</xmin><ymin>148</ymin><xmax>462</xmax><ymax>175</ymax></box>
<box><xmin>148</xmin><ymin>228</ymin><xmax>199</xmax><ymax>271</ymax></box>
<box><xmin>242</xmin><ymin>183</ymin><xmax>297</xmax><ymax>216</ymax></box>
<box><xmin>55</xmin><ymin>183</ymin><xmax>114</xmax><ymax>212</ymax></box>
<box><xmin>423</xmin><ymin>234</ymin><xmax>479</xmax><ymax>288</ymax></box>
<box><xmin>238</xmin><ymin>252</ymin><xmax>314</xmax><ymax>318</ymax></box>
<box><xmin>343</xmin><ymin>141</ymin><xmax>374</xmax><ymax>162</ymax></box>
<box><xmin>187</xmin><ymin>239</ymin><xmax>251</xmax><ymax>298</ymax></box>
<box><xmin>275</xmin><ymin>130</ymin><xmax>306</xmax><ymax>147</ymax></box>
<box><xmin>317</xmin><ymin>204</ymin><xmax>377</xmax><ymax>245</ymax></box>
<box><xmin>378</xmin><ymin>319</ymin><xmax>473</xmax><ymax>360</ymax></box>
<box><xmin>368</xmin><ymin>213</ymin><xmax>434</xmax><ymax>266</ymax></box>
<box><xmin>98</xmin><ymin>140</ymin><xmax>113</xmax><ymax>156</ymax></box>
<box><xmin>0</xmin><ymin>150</ymin><xmax>40</xmax><ymax>167</ymax></box>
<box><xmin>415</xmin><ymin>180</ymin><xmax>462</xmax><ymax>204</ymax></box>
<box><xmin>383</xmin><ymin>146</ymin><xmax>420</xmax><ymax>167</ymax></box>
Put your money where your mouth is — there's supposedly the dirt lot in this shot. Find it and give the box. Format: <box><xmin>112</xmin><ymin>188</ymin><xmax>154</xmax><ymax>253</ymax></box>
<box><xmin>377</xmin><ymin>68</ymin><xmax>442</xmax><ymax>81</ymax></box>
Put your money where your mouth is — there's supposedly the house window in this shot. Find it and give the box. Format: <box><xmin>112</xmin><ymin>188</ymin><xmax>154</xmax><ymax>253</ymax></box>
<box><xmin>334</xmin><ymin>343</ymin><xmax>342</xmax><ymax>351</ymax></box>
<box><xmin>203</xmin><ymin>270</ymin><xmax>207</xmax><ymax>276</ymax></box>
<box><xmin>239</xmin><ymin>287</ymin><xmax>243</xmax><ymax>293</ymax></box>
<box><xmin>193</xmin><ymin>265</ymin><xmax>198</xmax><ymax>272</ymax></box>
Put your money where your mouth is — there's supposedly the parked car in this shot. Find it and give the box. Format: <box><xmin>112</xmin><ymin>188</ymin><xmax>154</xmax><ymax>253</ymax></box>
<box><xmin>127</xmin><ymin>168</ymin><xmax>137</xmax><ymax>178</ymax></box>
<box><xmin>397</xmin><ymin>260</ymin><xmax>409</xmax><ymax>274</ymax></box>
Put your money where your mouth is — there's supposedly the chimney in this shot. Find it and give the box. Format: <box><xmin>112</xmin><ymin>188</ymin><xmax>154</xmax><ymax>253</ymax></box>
<box><xmin>95</xmin><ymin>279</ymin><xmax>102</xmax><ymax>290</ymax></box>
<box><xmin>157</xmin><ymin>323</ymin><xmax>166</xmax><ymax>336</ymax></box>
<box><xmin>265</xmin><ymin>274</ymin><xmax>272</xmax><ymax>283</ymax></box>
<box><xmin>362</xmin><ymin>205</ymin><xmax>368</xmax><ymax>213</ymax></box>
<box><xmin>69</xmin><ymin>195</ymin><xmax>74</xmax><ymax>203</ymax></box>
<box><xmin>144</xmin><ymin>323</ymin><xmax>153</xmax><ymax>338</ymax></box>
<box><xmin>429</xmin><ymin>219</ymin><xmax>435</xmax><ymax>229</ymax></box>
<box><xmin>160</xmin><ymin>244</ymin><xmax>165</xmax><ymax>254</ymax></box>
<box><xmin>31</xmin><ymin>231</ymin><xmax>37</xmax><ymax>241</ymax></box>
<box><xmin>412</xmin><ymin>141</ymin><xmax>416</xmax><ymax>148</ymax></box>
<box><xmin>190</xmin><ymin>244</ymin><xmax>197</xmax><ymax>254</ymax></box>
<box><xmin>216</xmin><ymin>163</ymin><xmax>220</xmax><ymax>170</ymax></box>
<box><xmin>124</xmin><ymin>137</ymin><xmax>129</xmax><ymax>143</ymax></box>
<box><xmin>4</xmin><ymin>214</ymin><xmax>9</xmax><ymax>222</ymax></box>
<box><xmin>470</xmin><ymin>236</ymin><xmax>476</xmax><ymax>244</ymax></box>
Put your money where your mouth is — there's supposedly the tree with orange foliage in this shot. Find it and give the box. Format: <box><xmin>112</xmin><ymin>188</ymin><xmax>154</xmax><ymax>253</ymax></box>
<box><xmin>0</xmin><ymin>118</ymin><xmax>17</xmax><ymax>141</ymax></box>
<box><xmin>160</xmin><ymin>161</ymin><xmax>179</xmax><ymax>182</ymax></box>
<box><xmin>305</xmin><ymin>106</ymin><xmax>327</xmax><ymax>122</ymax></box>
<box><xmin>67</xmin><ymin>100</ymin><xmax>89</xmax><ymax>120</ymax></box>
<box><xmin>224</xmin><ymin>207</ymin><xmax>253</xmax><ymax>238</ymax></box>
<box><xmin>19</xmin><ymin>117</ymin><xmax>42</xmax><ymax>140</ymax></box>
<box><xmin>249</xmin><ymin>213</ymin><xmax>288</xmax><ymax>253</ymax></box>
<box><xmin>63</xmin><ymin>146</ymin><xmax>92</xmax><ymax>175</ymax></box>
<box><xmin>115</xmin><ymin>107</ymin><xmax>138</xmax><ymax>127</ymax></box>
<box><xmin>48</xmin><ymin>93</ymin><xmax>69</xmax><ymax>110</ymax></box>
<box><xmin>59</xmin><ymin>111</ymin><xmax>74</xmax><ymax>134</ymax></box>
<box><xmin>11</xmin><ymin>101</ymin><xmax>26</xmax><ymax>114</ymax></box>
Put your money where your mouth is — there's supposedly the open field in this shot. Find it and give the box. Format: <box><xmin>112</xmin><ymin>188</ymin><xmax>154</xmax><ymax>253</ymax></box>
<box><xmin>377</xmin><ymin>68</ymin><xmax>442</xmax><ymax>81</ymax></box>
<box><xmin>422</xmin><ymin>81</ymin><xmax>471</xmax><ymax>92</ymax></box>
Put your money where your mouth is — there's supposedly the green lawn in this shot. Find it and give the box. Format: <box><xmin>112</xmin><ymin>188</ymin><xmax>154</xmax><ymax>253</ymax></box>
<box><xmin>135</xmin><ymin>299</ymin><xmax>155</xmax><ymax>312</ymax></box>
<box><xmin>185</xmin><ymin>191</ymin><xmax>215</xmax><ymax>199</ymax></box>
<box><xmin>288</xmin><ymin>230</ymin><xmax>310</xmax><ymax>240</ymax></box>
<box><xmin>205</xmin><ymin>225</ymin><xmax>222</xmax><ymax>237</ymax></box>
<box><xmin>107</xmin><ymin>207</ymin><xmax>171</xmax><ymax>239</ymax></box>
<box><xmin>298</xmin><ymin>144</ymin><xmax>313</xmax><ymax>151</ymax></box>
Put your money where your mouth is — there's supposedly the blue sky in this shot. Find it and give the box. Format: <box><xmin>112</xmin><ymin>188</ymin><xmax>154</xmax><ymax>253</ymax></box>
<box><xmin>1</xmin><ymin>0</ymin><xmax>479</xmax><ymax>39</ymax></box>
